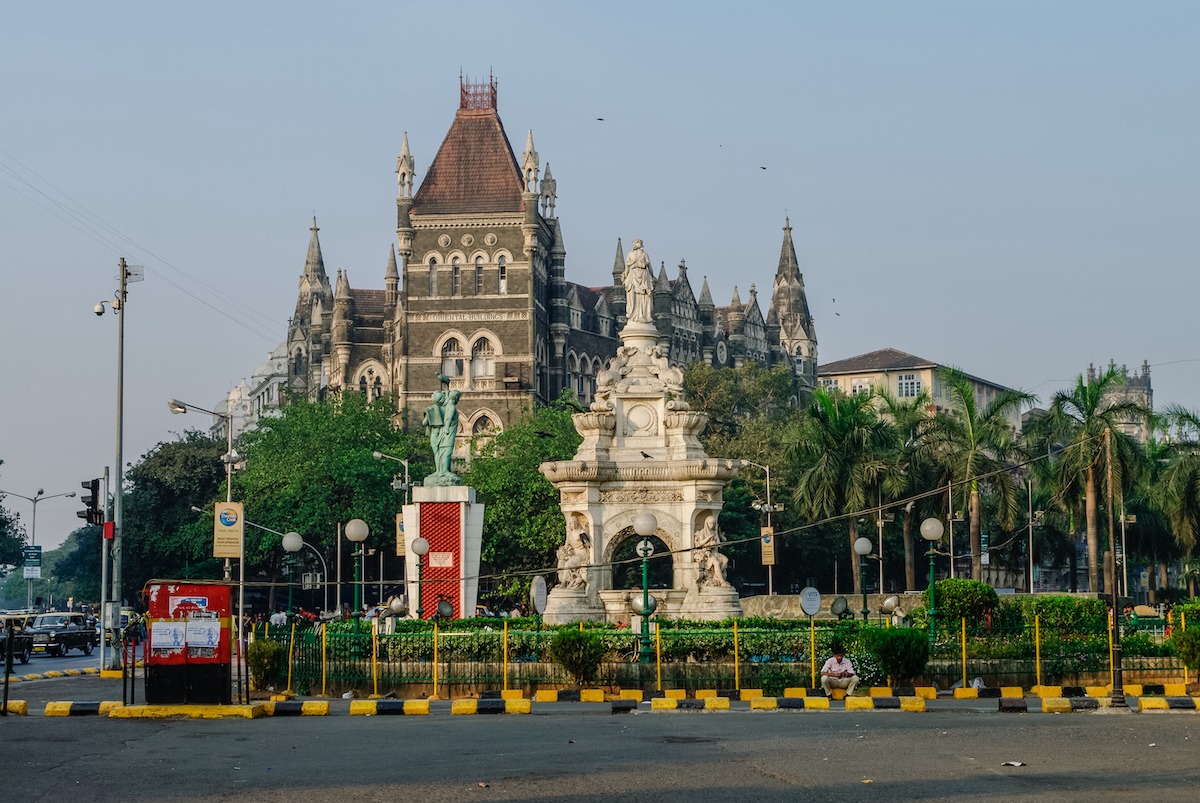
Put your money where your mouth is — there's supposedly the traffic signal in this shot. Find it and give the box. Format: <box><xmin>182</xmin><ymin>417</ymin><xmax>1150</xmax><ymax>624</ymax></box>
<box><xmin>78</xmin><ymin>478</ymin><xmax>103</xmax><ymax>526</ymax></box>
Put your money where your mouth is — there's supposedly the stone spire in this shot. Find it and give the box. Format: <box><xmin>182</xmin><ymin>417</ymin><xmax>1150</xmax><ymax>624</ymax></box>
<box><xmin>698</xmin><ymin>276</ymin><xmax>714</xmax><ymax>309</ymax></box>
<box><xmin>540</xmin><ymin>162</ymin><xmax>557</xmax><ymax>218</ymax></box>
<box><xmin>396</xmin><ymin>132</ymin><xmax>415</xmax><ymax>200</ymax></box>
<box><xmin>767</xmin><ymin>217</ymin><xmax>817</xmax><ymax>386</ymax></box>
<box><xmin>302</xmin><ymin>216</ymin><xmax>327</xmax><ymax>284</ymax></box>
<box><xmin>384</xmin><ymin>244</ymin><xmax>399</xmax><ymax>306</ymax></box>
<box><xmin>521</xmin><ymin>129</ymin><xmax>539</xmax><ymax>193</ymax></box>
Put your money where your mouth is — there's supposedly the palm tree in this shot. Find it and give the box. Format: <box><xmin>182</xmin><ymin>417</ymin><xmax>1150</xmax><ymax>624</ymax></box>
<box><xmin>1155</xmin><ymin>405</ymin><xmax>1200</xmax><ymax>594</ymax></box>
<box><xmin>789</xmin><ymin>388</ymin><xmax>897</xmax><ymax>596</ymax></box>
<box><xmin>878</xmin><ymin>389</ymin><xmax>937</xmax><ymax>591</ymax></box>
<box><xmin>924</xmin><ymin>367</ymin><xmax>1035</xmax><ymax>582</ymax></box>
<box><xmin>1031</xmin><ymin>367</ymin><xmax>1148</xmax><ymax>594</ymax></box>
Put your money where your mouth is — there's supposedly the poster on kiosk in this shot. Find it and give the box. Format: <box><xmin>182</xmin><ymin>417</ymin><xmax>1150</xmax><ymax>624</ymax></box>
<box><xmin>144</xmin><ymin>580</ymin><xmax>234</xmax><ymax>705</ymax></box>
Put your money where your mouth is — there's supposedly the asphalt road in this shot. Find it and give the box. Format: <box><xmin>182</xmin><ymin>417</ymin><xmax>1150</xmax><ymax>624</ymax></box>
<box><xmin>2</xmin><ymin>678</ymin><xmax>1198</xmax><ymax>802</ymax></box>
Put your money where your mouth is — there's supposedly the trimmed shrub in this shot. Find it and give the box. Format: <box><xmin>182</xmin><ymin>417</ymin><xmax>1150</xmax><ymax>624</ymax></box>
<box><xmin>924</xmin><ymin>579</ymin><xmax>999</xmax><ymax>626</ymax></box>
<box><xmin>247</xmin><ymin>639</ymin><xmax>285</xmax><ymax>689</ymax></box>
<box><xmin>1170</xmin><ymin>628</ymin><xmax>1200</xmax><ymax>684</ymax></box>
<box><xmin>859</xmin><ymin>627</ymin><xmax>930</xmax><ymax>684</ymax></box>
<box><xmin>549</xmin><ymin>628</ymin><xmax>607</xmax><ymax>686</ymax></box>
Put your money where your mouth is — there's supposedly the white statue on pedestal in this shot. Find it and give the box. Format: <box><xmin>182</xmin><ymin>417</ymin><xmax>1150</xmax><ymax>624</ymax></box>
<box><xmin>695</xmin><ymin>514</ymin><xmax>730</xmax><ymax>588</ymax></box>
<box><xmin>556</xmin><ymin>520</ymin><xmax>591</xmax><ymax>589</ymax></box>
<box><xmin>622</xmin><ymin>239</ymin><xmax>653</xmax><ymax>323</ymax></box>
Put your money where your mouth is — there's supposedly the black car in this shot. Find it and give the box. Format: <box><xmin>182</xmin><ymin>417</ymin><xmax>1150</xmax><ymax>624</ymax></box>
<box><xmin>1</xmin><ymin>614</ymin><xmax>35</xmax><ymax>665</ymax></box>
<box><xmin>28</xmin><ymin>612</ymin><xmax>99</xmax><ymax>657</ymax></box>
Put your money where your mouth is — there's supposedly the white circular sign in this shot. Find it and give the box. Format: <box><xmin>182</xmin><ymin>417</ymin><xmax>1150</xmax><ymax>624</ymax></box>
<box><xmin>637</xmin><ymin>539</ymin><xmax>655</xmax><ymax>558</ymax></box>
<box><xmin>799</xmin><ymin>586</ymin><xmax>822</xmax><ymax>617</ymax></box>
<box><xmin>531</xmin><ymin>576</ymin><xmax>548</xmax><ymax>615</ymax></box>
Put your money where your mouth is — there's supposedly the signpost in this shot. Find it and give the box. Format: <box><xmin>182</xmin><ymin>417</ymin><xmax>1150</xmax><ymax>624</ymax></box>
<box><xmin>22</xmin><ymin>546</ymin><xmax>42</xmax><ymax>580</ymax></box>
<box><xmin>800</xmin><ymin>586</ymin><xmax>821</xmax><ymax>687</ymax></box>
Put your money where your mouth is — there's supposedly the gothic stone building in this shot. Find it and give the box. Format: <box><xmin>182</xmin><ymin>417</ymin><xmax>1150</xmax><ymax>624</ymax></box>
<box><xmin>285</xmin><ymin>77</ymin><xmax>817</xmax><ymax>447</ymax></box>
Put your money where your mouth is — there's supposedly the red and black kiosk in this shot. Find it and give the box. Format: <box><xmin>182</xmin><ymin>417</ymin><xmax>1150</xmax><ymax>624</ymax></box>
<box><xmin>143</xmin><ymin>580</ymin><xmax>234</xmax><ymax>705</ymax></box>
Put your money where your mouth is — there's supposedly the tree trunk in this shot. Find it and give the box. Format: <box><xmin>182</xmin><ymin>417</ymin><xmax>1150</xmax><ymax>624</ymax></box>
<box><xmin>1086</xmin><ymin>465</ymin><xmax>1099</xmax><ymax>593</ymax></box>
<box><xmin>970</xmin><ymin>486</ymin><xmax>982</xmax><ymax>582</ymax></box>
<box><xmin>903</xmin><ymin>509</ymin><xmax>916</xmax><ymax>592</ymax></box>
<box><xmin>849</xmin><ymin>519</ymin><xmax>862</xmax><ymax>596</ymax></box>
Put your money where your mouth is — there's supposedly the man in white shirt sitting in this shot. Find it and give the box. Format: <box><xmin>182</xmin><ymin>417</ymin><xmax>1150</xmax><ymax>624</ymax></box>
<box><xmin>819</xmin><ymin>647</ymin><xmax>860</xmax><ymax>697</ymax></box>
<box><xmin>269</xmin><ymin>608</ymin><xmax>287</xmax><ymax>627</ymax></box>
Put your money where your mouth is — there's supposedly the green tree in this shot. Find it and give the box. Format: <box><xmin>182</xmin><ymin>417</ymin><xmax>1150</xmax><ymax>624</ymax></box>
<box><xmin>235</xmin><ymin>393</ymin><xmax>425</xmax><ymax>588</ymax></box>
<box><xmin>460</xmin><ymin>393</ymin><xmax>582</xmax><ymax>597</ymax></box>
<box><xmin>878</xmin><ymin>389</ymin><xmax>937</xmax><ymax>590</ymax></box>
<box><xmin>683</xmin><ymin>362</ymin><xmax>799</xmax><ymax>454</ymax></box>
<box><xmin>1031</xmin><ymin>367</ymin><xmax>1147</xmax><ymax>594</ymax></box>
<box><xmin>1154</xmin><ymin>405</ymin><xmax>1200</xmax><ymax>595</ymax></box>
<box><xmin>0</xmin><ymin>461</ymin><xmax>26</xmax><ymax>570</ymax></box>
<box><xmin>119</xmin><ymin>429</ymin><xmax>230</xmax><ymax>599</ymax></box>
<box><xmin>789</xmin><ymin>388</ymin><xmax>896</xmax><ymax>596</ymax></box>
<box><xmin>924</xmin><ymin>367</ymin><xmax>1034</xmax><ymax>582</ymax></box>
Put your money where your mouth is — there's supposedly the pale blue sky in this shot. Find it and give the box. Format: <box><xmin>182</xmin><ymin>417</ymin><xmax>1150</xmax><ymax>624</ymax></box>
<box><xmin>3</xmin><ymin>2</ymin><xmax>1198</xmax><ymax>551</ymax></box>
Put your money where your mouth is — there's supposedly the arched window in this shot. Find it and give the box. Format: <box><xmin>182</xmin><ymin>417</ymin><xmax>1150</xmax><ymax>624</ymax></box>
<box><xmin>293</xmin><ymin>349</ymin><xmax>303</xmax><ymax>376</ymax></box>
<box><xmin>359</xmin><ymin>375</ymin><xmax>368</xmax><ymax>394</ymax></box>
<box><xmin>471</xmin><ymin>338</ymin><xmax>495</xmax><ymax>380</ymax></box>
<box><xmin>474</xmin><ymin>257</ymin><xmax>484</xmax><ymax>294</ymax></box>
<box><xmin>498</xmin><ymin>256</ymin><xmax>508</xmax><ymax>294</ymax></box>
<box><xmin>428</xmin><ymin>257</ymin><xmax>437</xmax><ymax>295</ymax></box>
<box><xmin>451</xmin><ymin>257</ymin><xmax>461</xmax><ymax>295</ymax></box>
<box><xmin>472</xmin><ymin>415</ymin><xmax>495</xmax><ymax>437</ymax></box>
<box><xmin>441</xmin><ymin>338</ymin><xmax>464</xmax><ymax>379</ymax></box>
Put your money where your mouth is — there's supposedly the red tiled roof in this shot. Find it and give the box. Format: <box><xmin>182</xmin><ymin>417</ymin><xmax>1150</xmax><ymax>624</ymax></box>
<box><xmin>817</xmin><ymin>348</ymin><xmax>938</xmax><ymax>375</ymax></box>
<box><xmin>412</xmin><ymin>109</ymin><xmax>524</xmax><ymax>215</ymax></box>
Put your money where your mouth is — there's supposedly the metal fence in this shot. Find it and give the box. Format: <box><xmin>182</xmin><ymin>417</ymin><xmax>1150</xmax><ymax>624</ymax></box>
<box><xmin>249</xmin><ymin>614</ymin><xmax>1188</xmax><ymax>698</ymax></box>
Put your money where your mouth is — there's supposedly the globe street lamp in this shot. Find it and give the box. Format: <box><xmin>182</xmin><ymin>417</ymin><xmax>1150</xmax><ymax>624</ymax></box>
<box><xmin>410</xmin><ymin>536</ymin><xmax>430</xmax><ymax>619</ymax></box>
<box><xmin>920</xmin><ymin>517</ymin><xmax>945</xmax><ymax>645</ymax></box>
<box><xmin>0</xmin><ymin>488</ymin><xmax>76</xmax><ymax>610</ymax></box>
<box><xmin>853</xmin><ymin>537</ymin><xmax>873</xmax><ymax>621</ymax></box>
<box><xmin>282</xmin><ymin>532</ymin><xmax>303</xmax><ymax>621</ymax></box>
<box><xmin>632</xmin><ymin>512</ymin><xmax>659</xmax><ymax>664</ymax></box>
<box><xmin>345</xmin><ymin>519</ymin><xmax>370</xmax><ymax>631</ymax></box>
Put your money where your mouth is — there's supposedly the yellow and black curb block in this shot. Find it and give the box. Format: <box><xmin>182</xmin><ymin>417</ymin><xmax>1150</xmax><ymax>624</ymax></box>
<box><xmin>1</xmin><ymin>700</ymin><xmax>29</xmax><ymax>715</ymax></box>
<box><xmin>533</xmin><ymin>689</ymin><xmax>606</xmax><ymax>703</ymax></box>
<box><xmin>650</xmin><ymin>696</ymin><xmax>731</xmax><ymax>712</ymax></box>
<box><xmin>349</xmin><ymin>699</ymin><xmax>431</xmax><ymax>716</ymax></box>
<box><xmin>264</xmin><ymin>700</ymin><xmax>329</xmax><ymax>716</ymax></box>
<box><xmin>107</xmin><ymin>704</ymin><xmax>266</xmax><ymax>719</ymax></box>
<box><xmin>451</xmin><ymin>698</ymin><xmax>531</xmax><ymax>715</ymax></box>
<box><xmin>44</xmin><ymin>701</ymin><xmax>123</xmax><ymax>717</ymax></box>
<box><xmin>1136</xmin><ymin>696</ymin><xmax>1200</xmax><ymax>712</ymax></box>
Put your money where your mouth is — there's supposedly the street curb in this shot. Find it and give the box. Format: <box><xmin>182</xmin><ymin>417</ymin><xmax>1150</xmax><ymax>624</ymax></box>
<box><xmin>349</xmin><ymin>699</ymin><xmax>431</xmax><ymax>715</ymax></box>
<box><xmin>451</xmin><ymin>698</ymin><xmax>531</xmax><ymax>715</ymax></box>
<box><xmin>1</xmin><ymin>700</ymin><xmax>29</xmax><ymax>715</ymax></box>
<box><xmin>44</xmin><ymin>701</ymin><xmax>123</xmax><ymax>716</ymax></box>
<box><xmin>107</xmin><ymin>703</ymin><xmax>266</xmax><ymax>719</ymax></box>
<box><xmin>1138</xmin><ymin>696</ymin><xmax>1200</xmax><ymax>712</ymax></box>
<box><xmin>264</xmin><ymin>700</ymin><xmax>329</xmax><ymax>716</ymax></box>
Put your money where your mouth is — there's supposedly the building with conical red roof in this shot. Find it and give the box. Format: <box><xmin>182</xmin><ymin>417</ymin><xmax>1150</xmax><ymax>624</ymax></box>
<box><xmin>285</xmin><ymin>75</ymin><xmax>819</xmax><ymax>448</ymax></box>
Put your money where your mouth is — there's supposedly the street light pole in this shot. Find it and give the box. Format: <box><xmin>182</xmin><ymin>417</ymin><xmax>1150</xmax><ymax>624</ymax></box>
<box><xmin>345</xmin><ymin>519</ymin><xmax>370</xmax><ymax>631</ymax></box>
<box><xmin>1106</xmin><ymin>430</ymin><xmax>1127</xmax><ymax>708</ymax></box>
<box><xmin>632</xmin><ymin>512</ymin><xmax>659</xmax><ymax>664</ymax></box>
<box><xmin>920</xmin><ymin>518</ymin><xmax>945</xmax><ymax>645</ymax></box>
<box><xmin>282</xmin><ymin>532</ymin><xmax>303</xmax><ymax>621</ymax></box>
<box><xmin>95</xmin><ymin>258</ymin><xmax>133</xmax><ymax>662</ymax></box>
<box><xmin>742</xmin><ymin>460</ymin><xmax>781</xmax><ymax>595</ymax></box>
<box><xmin>854</xmin><ymin>536</ymin><xmax>873</xmax><ymax>621</ymax></box>
<box><xmin>0</xmin><ymin>489</ymin><xmax>77</xmax><ymax>610</ymax></box>
<box><xmin>411</xmin><ymin>537</ymin><xmax>430</xmax><ymax>619</ymax></box>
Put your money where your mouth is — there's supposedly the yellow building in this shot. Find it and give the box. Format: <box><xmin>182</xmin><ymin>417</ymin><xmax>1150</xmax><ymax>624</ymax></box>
<box><xmin>817</xmin><ymin>348</ymin><xmax>1022</xmax><ymax>431</ymax></box>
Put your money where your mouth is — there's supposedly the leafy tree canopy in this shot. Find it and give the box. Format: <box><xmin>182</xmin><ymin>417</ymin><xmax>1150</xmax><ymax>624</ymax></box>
<box><xmin>460</xmin><ymin>393</ymin><xmax>582</xmax><ymax>597</ymax></box>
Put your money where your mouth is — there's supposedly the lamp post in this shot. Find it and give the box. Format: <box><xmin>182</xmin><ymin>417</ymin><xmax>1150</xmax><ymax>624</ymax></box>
<box><xmin>1105</xmin><ymin>429</ymin><xmax>1127</xmax><ymax>709</ymax></box>
<box><xmin>373</xmin><ymin>451</ymin><xmax>411</xmax><ymax>505</ymax></box>
<box><xmin>741</xmin><ymin>460</ymin><xmax>781</xmax><ymax>595</ymax></box>
<box><xmin>0</xmin><ymin>488</ymin><xmax>76</xmax><ymax>610</ymax></box>
<box><xmin>94</xmin><ymin>259</ymin><xmax>135</xmax><ymax>667</ymax></box>
<box><xmin>632</xmin><ymin>511</ymin><xmax>659</xmax><ymax>663</ymax></box>
<box><xmin>410</xmin><ymin>536</ymin><xmax>430</xmax><ymax>619</ymax></box>
<box><xmin>345</xmin><ymin>519</ymin><xmax>369</xmax><ymax>631</ymax></box>
<box><xmin>920</xmin><ymin>518</ymin><xmax>945</xmax><ymax>645</ymax></box>
<box><xmin>169</xmin><ymin>396</ymin><xmax>243</xmax><ymax>689</ymax></box>
<box><xmin>853</xmin><ymin>536</ymin><xmax>873</xmax><ymax>621</ymax></box>
<box><xmin>190</xmin><ymin>507</ymin><xmax>330</xmax><ymax>614</ymax></box>
<box><xmin>282</xmin><ymin>532</ymin><xmax>303</xmax><ymax>621</ymax></box>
